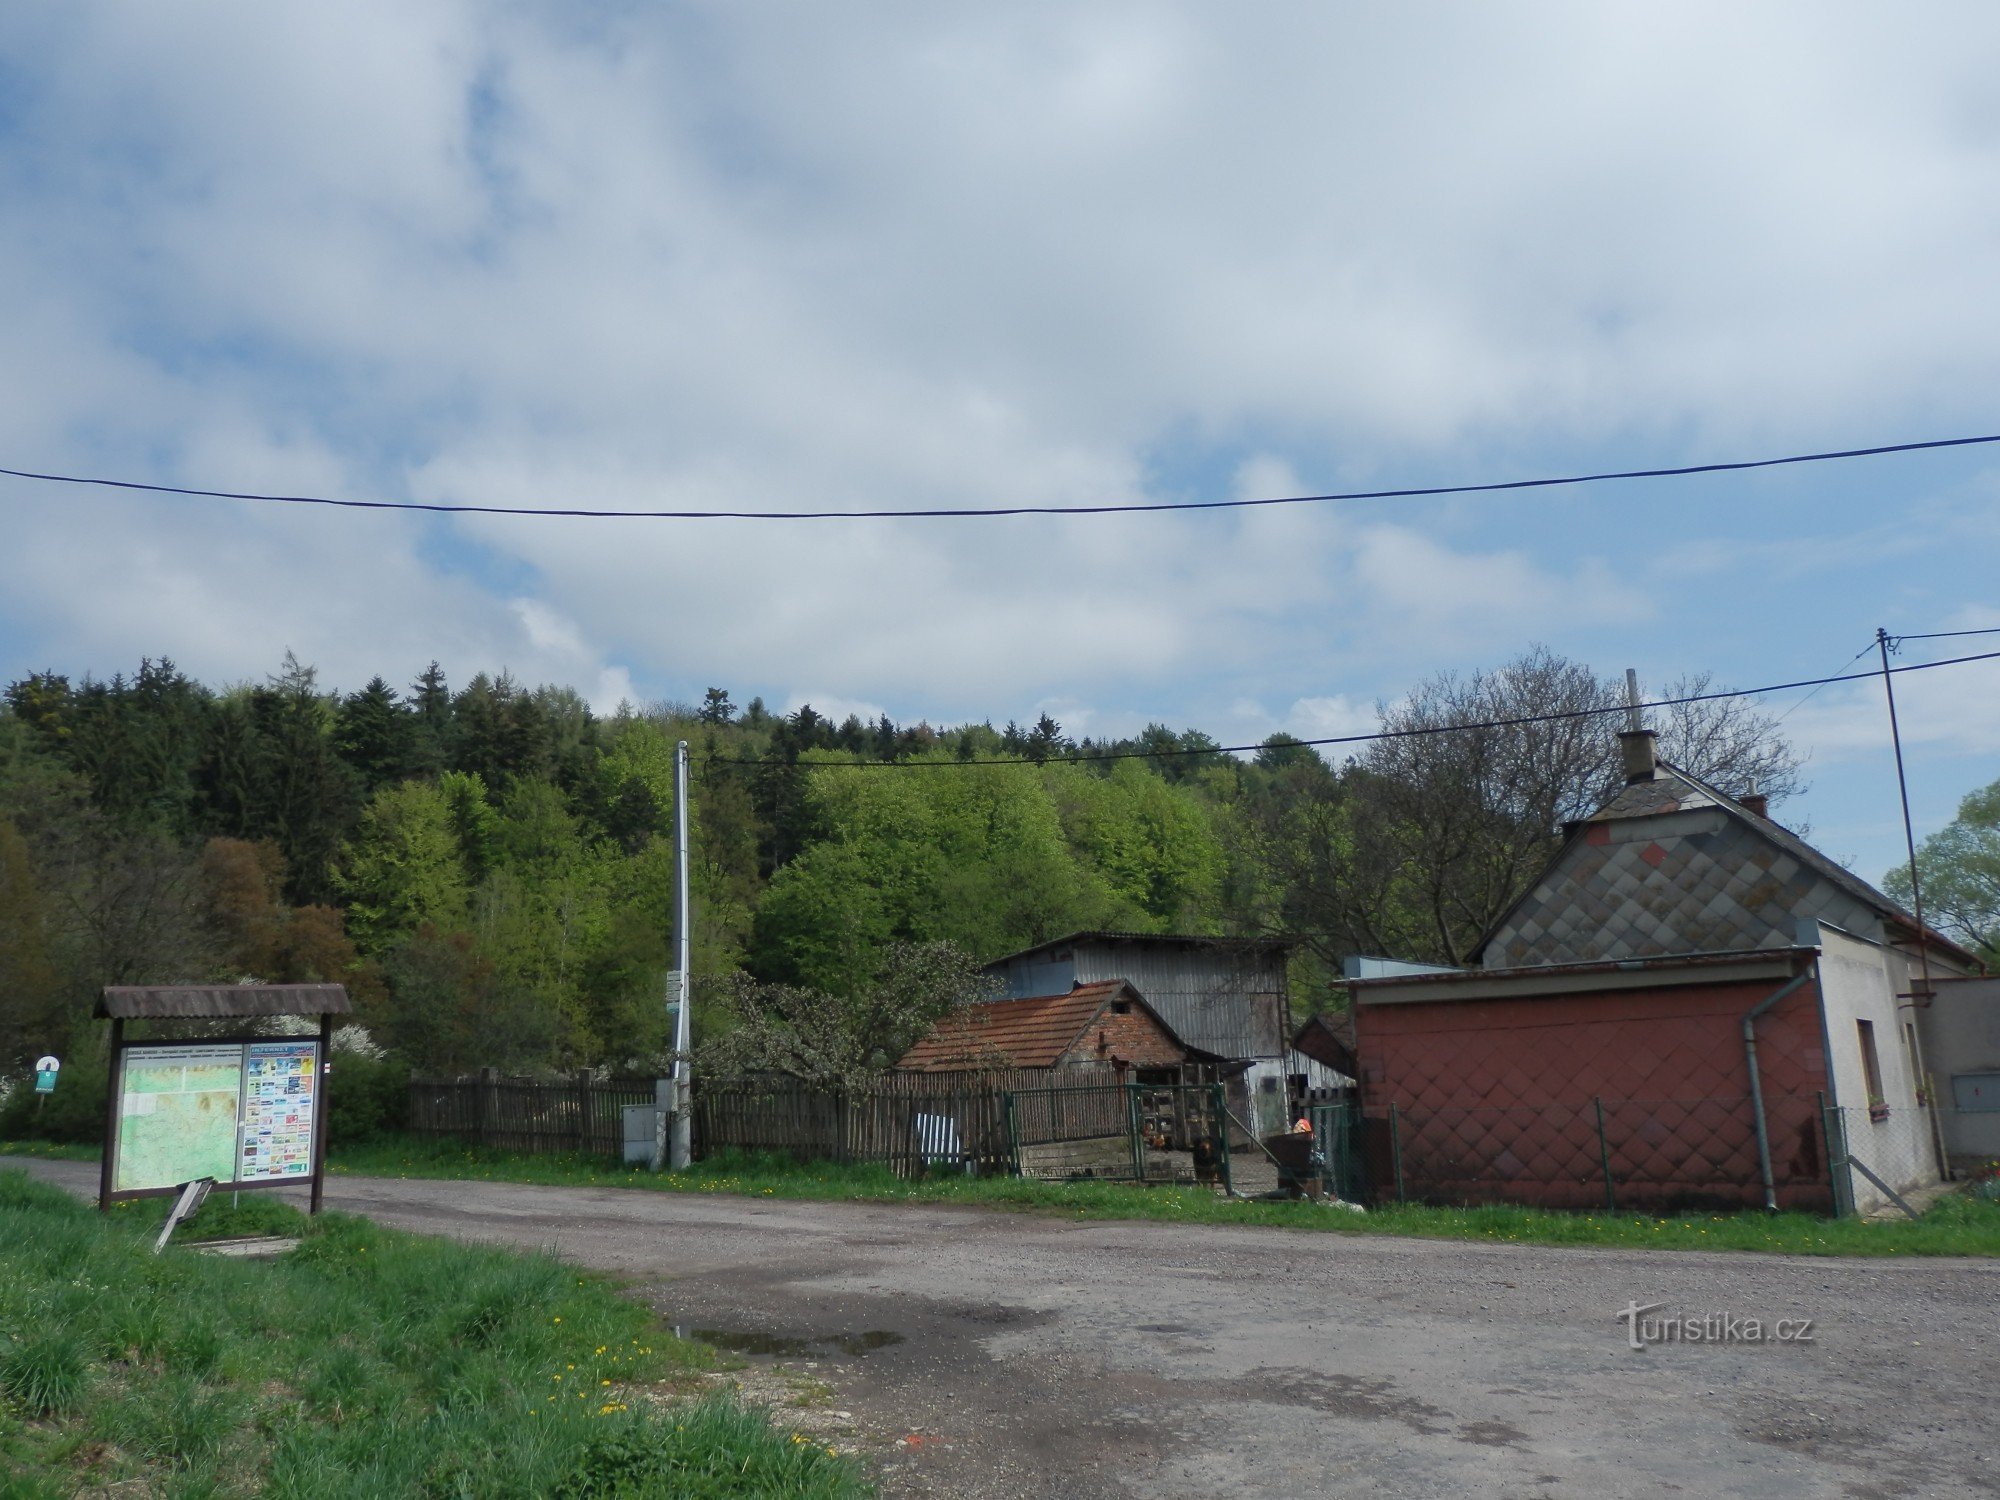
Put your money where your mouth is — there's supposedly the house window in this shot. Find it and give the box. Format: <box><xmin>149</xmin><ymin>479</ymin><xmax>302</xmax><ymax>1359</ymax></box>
<box><xmin>1110</xmin><ymin>1001</ymin><xmax>1131</xmax><ymax>1015</ymax></box>
<box><xmin>1857</xmin><ymin>1019</ymin><xmax>1886</xmax><ymax>1118</ymax></box>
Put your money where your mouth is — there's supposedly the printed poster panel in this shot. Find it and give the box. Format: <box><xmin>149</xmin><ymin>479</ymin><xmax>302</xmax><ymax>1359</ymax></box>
<box><xmin>238</xmin><ymin>1041</ymin><xmax>320</xmax><ymax>1183</ymax></box>
<box><xmin>113</xmin><ymin>1044</ymin><xmax>244</xmax><ymax>1193</ymax></box>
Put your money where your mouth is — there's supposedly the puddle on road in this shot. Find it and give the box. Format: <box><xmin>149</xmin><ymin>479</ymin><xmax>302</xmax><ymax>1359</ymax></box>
<box><xmin>677</xmin><ymin>1326</ymin><xmax>905</xmax><ymax>1359</ymax></box>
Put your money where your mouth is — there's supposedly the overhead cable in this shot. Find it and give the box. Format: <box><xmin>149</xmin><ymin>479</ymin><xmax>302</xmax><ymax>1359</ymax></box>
<box><xmin>702</xmin><ymin>646</ymin><xmax>2000</xmax><ymax>769</ymax></box>
<box><xmin>1887</xmin><ymin>625</ymin><xmax>2000</xmax><ymax>643</ymax></box>
<box><xmin>2</xmin><ymin>431</ymin><xmax>1998</xmax><ymax>521</ymax></box>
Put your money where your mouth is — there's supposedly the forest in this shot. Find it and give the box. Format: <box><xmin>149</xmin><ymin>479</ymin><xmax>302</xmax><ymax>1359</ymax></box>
<box><xmin>0</xmin><ymin>646</ymin><xmax>1835</xmax><ymax>1133</ymax></box>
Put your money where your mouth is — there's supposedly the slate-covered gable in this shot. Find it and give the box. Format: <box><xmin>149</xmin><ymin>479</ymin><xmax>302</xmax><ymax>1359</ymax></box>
<box><xmin>1474</xmin><ymin>757</ymin><xmax>1950</xmax><ymax>969</ymax></box>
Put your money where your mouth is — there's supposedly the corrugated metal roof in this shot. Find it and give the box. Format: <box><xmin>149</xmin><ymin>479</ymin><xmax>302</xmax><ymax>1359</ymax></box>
<box><xmin>898</xmin><ymin>980</ymin><xmax>1193</xmax><ymax>1071</ymax></box>
<box><xmin>983</xmin><ymin>929</ymin><xmax>1296</xmax><ymax>965</ymax></box>
<box><xmin>97</xmin><ymin>984</ymin><xmax>352</xmax><ymax>1020</ymax></box>
<box><xmin>984</xmin><ymin>933</ymin><xmax>1294</xmax><ymax>1059</ymax></box>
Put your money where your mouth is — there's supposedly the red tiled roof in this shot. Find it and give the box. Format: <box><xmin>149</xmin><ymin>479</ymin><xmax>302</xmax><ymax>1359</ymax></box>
<box><xmin>899</xmin><ymin>981</ymin><xmax>1135</xmax><ymax>1071</ymax></box>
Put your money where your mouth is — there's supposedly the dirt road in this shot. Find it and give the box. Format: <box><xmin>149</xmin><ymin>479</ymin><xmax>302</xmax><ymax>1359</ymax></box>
<box><xmin>16</xmin><ymin>1158</ymin><xmax>1998</xmax><ymax>1499</ymax></box>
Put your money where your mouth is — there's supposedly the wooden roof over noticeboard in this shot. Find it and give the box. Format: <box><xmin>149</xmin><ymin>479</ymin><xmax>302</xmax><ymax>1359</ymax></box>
<box><xmin>96</xmin><ymin>983</ymin><xmax>352</xmax><ymax>1020</ymax></box>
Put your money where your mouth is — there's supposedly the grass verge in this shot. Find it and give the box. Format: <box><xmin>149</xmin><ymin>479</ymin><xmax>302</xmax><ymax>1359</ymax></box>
<box><xmin>0</xmin><ymin>1168</ymin><xmax>870</xmax><ymax>1497</ymax></box>
<box><xmin>329</xmin><ymin>1136</ymin><xmax>2000</xmax><ymax>1258</ymax></box>
<box><xmin>0</xmin><ymin>1140</ymin><xmax>97</xmax><ymax>1162</ymax></box>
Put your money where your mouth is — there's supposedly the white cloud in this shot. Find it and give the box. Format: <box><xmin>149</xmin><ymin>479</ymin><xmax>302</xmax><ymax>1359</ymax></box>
<box><xmin>1</xmin><ymin>0</ymin><xmax>1998</xmax><ymax>787</ymax></box>
<box><xmin>783</xmin><ymin>692</ymin><xmax>887</xmax><ymax>729</ymax></box>
<box><xmin>1781</xmin><ymin>656</ymin><xmax>2000</xmax><ymax>761</ymax></box>
<box><xmin>1284</xmin><ymin>696</ymin><xmax>1378</xmax><ymax>745</ymax></box>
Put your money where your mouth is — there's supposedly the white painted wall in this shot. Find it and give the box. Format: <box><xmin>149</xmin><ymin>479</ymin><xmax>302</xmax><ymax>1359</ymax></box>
<box><xmin>1813</xmin><ymin>925</ymin><xmax>1941</xmax><ymax>1210</ymax></box>
<box><xmin>1919</xmin><ymin>977</ymin><xmax>2000</xmax><ymax>1163</ymax></box>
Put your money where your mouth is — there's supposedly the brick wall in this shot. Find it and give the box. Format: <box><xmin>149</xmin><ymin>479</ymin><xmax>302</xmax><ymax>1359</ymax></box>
<box><xmin>1061</xmin><ymin>1001</ymin><xmax>1189</xmax><ymax>1070</ymax></box>
<box><xmin>1357</xmin><ymin>976</ymin><xmax>1836</xmax><ymax>1211</ymax></box>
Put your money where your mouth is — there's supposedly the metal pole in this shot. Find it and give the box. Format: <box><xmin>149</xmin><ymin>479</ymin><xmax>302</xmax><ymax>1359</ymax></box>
<box><xmin>669</xmin><ymin>739</ymin><xmax>694</xmax><ymax>1171</ymax></box>
<box><xmin>1594</xmin><ymin>1096</ymin><xmax>1615</xmax><ymax>1212</ymax></box>
<box><xmin>1388</xmin><ymin>1101</ymin><xmax>1405</xmax><ymax>1204</ymax></box>
<box><xmin>1817</xmin><ymin>1090</ymin><xmax>1839</xmax><ymax>1217</ymax></box>
<box><xmin>1877</xmin><ymin>630</ymin><xmax>1953</xmax><ymax>1179</ymax></box>
<box><xmin>1877</xmin><ymin>628</ymin><xmax>1935</xmax><ymax>1004</ymax></box>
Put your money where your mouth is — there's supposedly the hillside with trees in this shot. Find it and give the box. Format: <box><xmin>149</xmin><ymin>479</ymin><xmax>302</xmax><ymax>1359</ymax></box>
<box><xmin>0</xmin><ymin>648</ymin><xmax>1805</xmax><ymax>1123</ymax></box>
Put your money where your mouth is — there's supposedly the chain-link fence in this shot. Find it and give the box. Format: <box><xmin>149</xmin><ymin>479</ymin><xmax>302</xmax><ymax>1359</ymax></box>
<box><xmin>1357</xmin><ymin>1093</ymin><xmax>1849</xmax><ymax>1214</ymax></box>
<box><xmin>1824</xmin><ymin>1103</ymin><xmax>1946</xmax><ymax>1218</ymax></box>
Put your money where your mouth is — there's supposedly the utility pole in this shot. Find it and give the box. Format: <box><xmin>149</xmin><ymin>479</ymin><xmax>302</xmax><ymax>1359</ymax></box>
<box><xmin>1878</xmin><ymin>628</ymin><xmax>1950</xmax><ymax>1179</ymax></box>
<box><xmin>1876</xmin><ymin>629</ymin><xmax>1933</xmax><ymax>1001</ymax></box>
<box><xmin>670</xmin><ymin>739</ymin><xmax>693</xmax><ymax>1170</ymax></box>
<box><xmin>653</xmin><ymin>739</ymin><xmax>695</xmax><ymax>1171</ymax></box>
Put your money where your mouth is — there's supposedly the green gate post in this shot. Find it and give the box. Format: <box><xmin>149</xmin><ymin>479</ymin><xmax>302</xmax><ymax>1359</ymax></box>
<box><xmin>1389</xmin><ymin>1101</ymin><xmax>1406</xmax><ymax>1204</ymax></box>
<box><xmin>1595</xmin><ymin>1096</ymin><xmax>1616</xmax><ymax>1212</ymax></box>
<box><xmin>1127</xmin><ymin>1085</ymin><xmax>1144</xmax><ymax>1182</ymax></box>
<box><xmin>1004</xmin><ymin>1093</ymin><xmax>1022</xmax><ymax>1178</ymax></box>
<box><xmin>1818</xmin><ymin>1089</ymin><xmax>1853</xmax><ymax>1218</ymax></box>
<box><xmin>1347</xmin><ymin>1100</ymin><xmax>1366</xmax><ymax>1201</ymax></box>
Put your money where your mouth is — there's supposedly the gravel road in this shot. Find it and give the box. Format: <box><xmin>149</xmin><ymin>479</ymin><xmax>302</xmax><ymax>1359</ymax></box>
<box><xmin>14</xmin><ymin>1158</ymin><xmax>1998</xmax><ymax>1499</ymax></box>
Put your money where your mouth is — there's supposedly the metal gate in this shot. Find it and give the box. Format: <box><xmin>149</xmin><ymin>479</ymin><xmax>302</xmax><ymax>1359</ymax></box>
<box><xmin>1005</xmin><ymin>1083</ymin><xmax>1233</xmax><ymax>1191</ymax></box>
<box><xmin>1308</xmin><ymin>1099</ymin><xmax>1365</xmax><ymax>1201</ymax></box>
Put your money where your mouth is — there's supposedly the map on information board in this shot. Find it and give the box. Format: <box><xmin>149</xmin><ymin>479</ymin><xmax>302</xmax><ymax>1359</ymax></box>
<box><xmin>113</xmin><ymin>1044</ymin><xmax>244</xmax><ymax>1192</ymax></box>
<box><xmin>239</xmin><ymin>1041</ymin><xmax>319</xmax><ymax>1182</ymax></box>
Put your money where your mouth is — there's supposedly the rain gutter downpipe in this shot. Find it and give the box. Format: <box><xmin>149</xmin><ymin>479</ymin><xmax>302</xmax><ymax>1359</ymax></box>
<box><xmin>1744</xmin><ymin>967</ymin><xmax>1815</xmax><ymax>1212</ymax></box>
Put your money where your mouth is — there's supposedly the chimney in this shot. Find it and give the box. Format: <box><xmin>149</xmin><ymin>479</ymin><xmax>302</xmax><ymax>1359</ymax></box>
<box><xmin>1618</xmin><ymin>668</ymin><xmax>1657</xmax><ymax>783</ymax></box>
<box><xmin>1619</xmin><ymin>728</ymin><xmax>1658</xmax><ymax>783</ymax></box>
<box><xmin>1740</xmin><ymin>792</ymin><xmax>1769</xmax><ymax>819</ymax></box>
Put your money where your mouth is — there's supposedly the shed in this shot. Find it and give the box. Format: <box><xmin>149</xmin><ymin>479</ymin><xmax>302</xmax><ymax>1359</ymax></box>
<box><xmin>898</xmin><ymin>980</ymin><xmax>1210</xmax><ymax>1079</ymax></box>
<box><xmin>982</xmin><ymin>931</ymin><xmax>1298</xmax><ymax>1129</ymax></box>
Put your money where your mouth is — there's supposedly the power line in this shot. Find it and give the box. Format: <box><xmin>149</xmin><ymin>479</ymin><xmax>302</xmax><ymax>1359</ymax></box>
<box><xmin>700</xmin><ymin>646</ymin><xmax>2000</xmax><ymax>770</ymax></box>
<box><xmin>1889</xmin><ymin>625</ymin><xmax>2000</xmax><ymax>643</ymax></box>
<box><xmin>4</xmin><ymin>431</ymin><xmax>1999</xmax><ymax>521</ymax></box>
<box><xmin>1771</xmin><ymin>639</ymin><xmax>1878</xmax><ymax>729</ymax></box>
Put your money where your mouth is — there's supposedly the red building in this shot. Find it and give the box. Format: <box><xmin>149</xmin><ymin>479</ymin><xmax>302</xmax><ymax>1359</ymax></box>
<box><xmin>1353</xmin><ymin>949</ymin><xmax>1832</xmax><ymax>1210</ymax></box>
<box><xmin>1349</xmin><ymin>728</ymin><xmax>1976</xmax><ymax>1213</ymax></box>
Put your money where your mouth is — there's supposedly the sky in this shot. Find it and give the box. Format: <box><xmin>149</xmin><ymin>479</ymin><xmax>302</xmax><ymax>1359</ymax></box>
<box><xmin>1</xmin><ymin>3</ymin><xmax>1997</xmax><ymax>886</ymax></box>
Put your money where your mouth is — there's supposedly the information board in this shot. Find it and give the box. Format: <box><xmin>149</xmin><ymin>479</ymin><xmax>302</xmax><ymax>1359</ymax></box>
<box><xmin>114</xmin><ymin>1044</ymin><xmax>245</xmax><ymax>1193</ymax></box>
<box><xmin>110</xmin><ymin>1039</ymin><xmax>323</xmax><ymax>1195</ymax></box>
<box><xmin>239</xmin><ymin>1041</ymin><xmax>319</xmax><ymax>1182</ymax></box>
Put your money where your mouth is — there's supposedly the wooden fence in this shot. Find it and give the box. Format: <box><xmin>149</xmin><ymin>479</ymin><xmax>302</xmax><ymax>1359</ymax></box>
<box><xmin>407</xmin><ymin>1070</ymin><xmax>658</xmax><ymax>1156</ymax></box>
<box><xmin>407</xmin><ymin>1063</ymin><xmax>1131</xmax><ymax>1176</ymax></box>
<box><xmin>694</xmin><ymin>1082</ymin><xmax>1010</xmax><ymax>1174</ymax></box>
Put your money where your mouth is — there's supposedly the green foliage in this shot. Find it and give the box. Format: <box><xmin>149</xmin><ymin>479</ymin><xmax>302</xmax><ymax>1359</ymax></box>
<box><xmin>700</xmin><ymin>940</ymin><xmax>991</xmax><ymax>1083</ymax></box>
<box><xmin>0</xmin><ymin>1331</ymin><xmax>91</xmax><ymax>1416</ymax></box>
<box><xmin>377</xmin><ymin>924</ymin><xmax>556</xmax><ymax>1074</ymax></box>
<box><xmin>0</xmin><ymin>1171</ymin><xmax>864</xmax><ymax>1498</ymax></box>
<box><xmin>3</xmin><ymin>646</ymin><xmax>1806</xmax><ymax>1087</ymax></box>
<box><xmin>0</xmin><ymin>1057</ymin><xmax>107</xmax><ymax>1145</ymax></box>
<box><xmin>338</xmin><ymin>780</ymin><xmax>472</xmax><ymax>953</ymax></box>
<box><xmin>1887</xmin><ymin>775</ymin><xmax>2000</xmax><ymax>961</ymax></box>
<box><xmin>554</xmin><ymin>1398</ymin><xmax>859</xmax><ymax>1498</ymax></box>
<box><xmin>0</xmin><ymin>820</ymin><xmax>61</xmax><ymax>1073</ymax></box>
<box><xmin>325</xmin><ymin>1046</ymin><xmax>410</xmax><ymax>1144</ymax></box>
